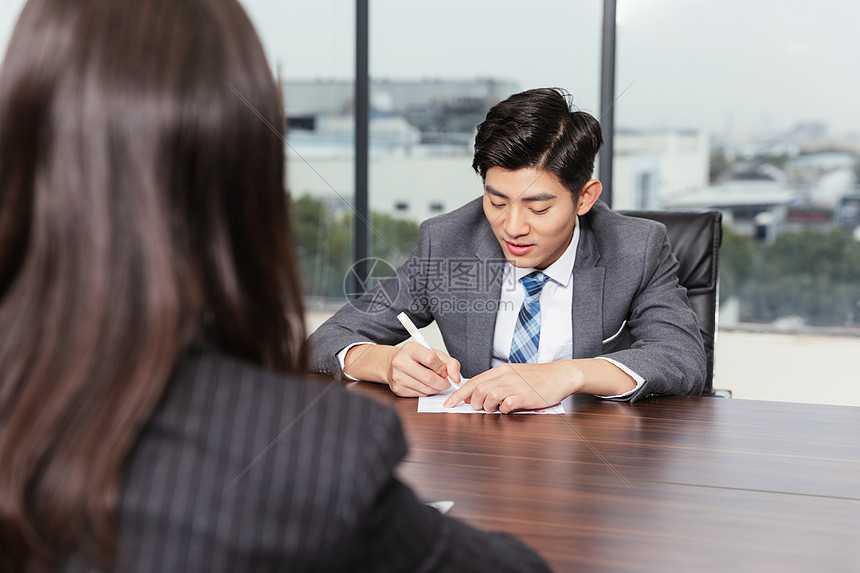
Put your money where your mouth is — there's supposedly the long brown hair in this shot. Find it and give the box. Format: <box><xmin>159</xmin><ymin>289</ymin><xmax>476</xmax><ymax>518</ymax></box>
<box><xmin>0</xmin><ymin>0</ymin><xmax>306</xmax><ymax>570</ymax></box>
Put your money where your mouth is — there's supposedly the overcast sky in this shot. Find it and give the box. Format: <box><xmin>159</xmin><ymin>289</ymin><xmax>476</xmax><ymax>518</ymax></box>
<box><xmin>2</xmin><ymin>0</ymin><xmax>859</xmax><ymax>136</ymax></box>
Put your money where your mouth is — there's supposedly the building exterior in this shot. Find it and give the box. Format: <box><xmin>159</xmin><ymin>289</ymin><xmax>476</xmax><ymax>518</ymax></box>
<box><xmin>666</xmin><ymin>180</ymin><xmax>797</xmax><ymax>240</ymax></box>
<box><xmin>288</xmin><ymin>153</ymin><xmax>480</xmax><ymax>223</ymax></box>
<box><xmin>284</xmin><ymin>78</ymin><xmax>517</xmax><ymax>147</ymax></box>
<box><xmin>611</xmin><ymin>129</ymin><xmax>710</xmax><ymax>210</ymax></box>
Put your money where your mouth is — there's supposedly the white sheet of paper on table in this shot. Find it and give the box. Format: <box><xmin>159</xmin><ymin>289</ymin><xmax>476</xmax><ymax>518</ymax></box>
<box><xmin>425</xmin><ymin>500</ymin><xmax>454</xmax><ymax>514</ymax></box>
<box><xmin>417</xmin><ymin>384</ymin><xmax>565</xmax><ymax>414</ymax></box>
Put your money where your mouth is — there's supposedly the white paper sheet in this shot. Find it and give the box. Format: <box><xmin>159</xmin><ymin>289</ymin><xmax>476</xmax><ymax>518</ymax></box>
<box><xmin>425</xmin><ymin>501</ymin><xmax>454</xmax><ymax>514</ymax></box>
<box><xmin>417</xmin><ymin>386</ymin><xmax>564</xmax><ymax>414</ymax></box>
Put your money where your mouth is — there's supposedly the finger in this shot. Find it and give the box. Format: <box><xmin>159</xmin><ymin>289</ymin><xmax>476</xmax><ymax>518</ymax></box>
<box><xmin>480</xmin><ymin>386</ymin><xmax>511</xmax><ymax>413</ymax></box>
<box><xmin>403</xmin><ymin>342</ymin><xmax>448</xmax><ymax>379</ymax></box>
<box><xmin>388</xmin><ymin>363</ymin><xmax>440</xmax><ymax>397</ymax></box>
<box><xmin>400</xmin><ymin>364</ymin><xmax>450</xmax><ymax>394</ymax></box>
<box><xmin>416</xmin><ymin>366</ymin><xmax>452</xmax><ymax>393</ymax></box>
<box><xmin>395</xmin><ymin>344</ymin><xmax>451</xmax><ymax>392</ymax></box>
<box><xmin>389</xmin><ymin>372</ymin><xmax>445</xmax><ymax>397</ymax></box>
<box><xmin>443</xmin><ymin>379</ymin><xmax>476</xmax><ymax>408</ymax></box>
<box><xmin>498</xmin><ymin>394</ymin><xmax>524</xmax><ymax>414</ymax></box>
<box><xmin>388</xmin><ymin>383</ymin><xmax>431</xmax><ymax>398</ymax></box>
<box><xmin>471</xmin><ymin>364</ymin><xmax>508</xmax><ymax>384</ymax></box>
<box><xmin>468</xmin><ymin>381</ymin><xmax>496</xmax><ymax>411</ymax></box>
<box><xmin>436</xmin><ymin>352</ymin><xmax>462</xmax><ymax>384</ymax></box>
<box><xmin>403</xmin><ymin>341</ymin><xmax>445</xmax><ymax>371</ymax></box>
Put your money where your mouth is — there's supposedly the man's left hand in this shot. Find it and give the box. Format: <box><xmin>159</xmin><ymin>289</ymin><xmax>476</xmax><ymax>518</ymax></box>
<box><xmin>443</xmin><ymin>361</ymin><xmax>577</xmax><ymax>413</ymax></box>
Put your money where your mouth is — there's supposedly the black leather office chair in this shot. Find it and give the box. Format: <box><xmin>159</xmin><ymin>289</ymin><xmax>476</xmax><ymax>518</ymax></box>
<box><xmin>620</xmin><ymin>210</ymin><xmax>724</xmax><ymax>396</ymax></box>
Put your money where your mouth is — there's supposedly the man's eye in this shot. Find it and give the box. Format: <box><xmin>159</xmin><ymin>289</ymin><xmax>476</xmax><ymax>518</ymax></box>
<box><xmin>491</xmin><ymin>202</ymin><xmax>505</xmax><ymax>208</ymax></box>
<box><xmin>532</xmin><ymin>207</ymin><xmax>549</xmax><ymax>215</ymax></box>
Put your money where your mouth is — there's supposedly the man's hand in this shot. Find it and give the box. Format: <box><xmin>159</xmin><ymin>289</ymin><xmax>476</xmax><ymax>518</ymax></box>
<box><xmin>345</xmin><ymin>342</ymin><xmax>461</xmax><ymax>397</ymax></box>
<box><xmin>443</xmin><ymin>361</ymin><xmax>576</xmax><ymax>413</ymax></box>
<box><xmin>387</xmin><ymin>342</ymin><xmax>461</xmax><ymax>397</ymax></box>
<box><xmin>441</xmin><ymin>358</ymin><xmax>637</xmax><ymax>413</ymax></box>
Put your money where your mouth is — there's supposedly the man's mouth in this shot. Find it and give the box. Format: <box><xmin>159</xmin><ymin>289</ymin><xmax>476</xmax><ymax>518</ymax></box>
<box><xmin>505</xmin><ymin>241</ymin><xmax>534</xmax><ymax>256</ymax></box>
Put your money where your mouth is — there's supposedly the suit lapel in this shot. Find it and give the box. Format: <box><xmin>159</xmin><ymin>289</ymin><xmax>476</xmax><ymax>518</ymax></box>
<box><xmin>464</xmin><ymin>226</ymin><xmax>504</xmax><ymax>376</ymax></box>
<box><xmin>459</xmin><ymin>205</ymin><xmax>608</xmax><ymax>371</ymax></box>
<box><xmin>571</xmin><ymin>213</ymin><xmax>605</xmax><ymax>359</ymax></box>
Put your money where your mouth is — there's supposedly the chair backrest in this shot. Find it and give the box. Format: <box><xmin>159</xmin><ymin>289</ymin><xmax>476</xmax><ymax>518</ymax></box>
<box><xmin>620</xmin><ymin>210</ymin><xmax>723</xmax><ymax>395</ymax></box>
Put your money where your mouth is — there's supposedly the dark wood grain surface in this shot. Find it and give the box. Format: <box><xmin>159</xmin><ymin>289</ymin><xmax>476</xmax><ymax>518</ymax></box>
<box><xmin>348</xmin><ymin>383</ymin><xmax>860</xmax><ymax>572</ymax></box>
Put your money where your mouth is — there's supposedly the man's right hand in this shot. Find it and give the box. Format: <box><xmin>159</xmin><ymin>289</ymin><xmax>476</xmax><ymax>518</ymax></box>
<box><xmin>344</xmin><ymin>342</ymin><xmax>461</xmax><ymax>397</ymax></box>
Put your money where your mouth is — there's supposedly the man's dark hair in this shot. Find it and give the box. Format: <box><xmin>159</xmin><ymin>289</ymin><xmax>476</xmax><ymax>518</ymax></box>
<box><xmin>472</xmin><ymin>87</ymin><xmax>603</xmax><ymax>200</ymax></box>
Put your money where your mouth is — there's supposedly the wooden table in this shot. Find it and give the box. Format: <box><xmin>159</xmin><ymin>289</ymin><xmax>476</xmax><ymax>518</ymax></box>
<box><xmin>348</xmin><ymin>383</ymin><xmax>860</xmax><ymax>572</ymax></box>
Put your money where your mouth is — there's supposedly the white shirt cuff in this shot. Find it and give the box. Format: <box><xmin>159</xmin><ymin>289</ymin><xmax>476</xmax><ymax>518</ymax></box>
<box><xmin>337</xmin><ymin>342</ymin><xmax>376</xmax><ymax>381</ymax></box>
<box><xmin>593</xmin><ymin>357</ymin><xmax>644</xmax><ymax>400</ymax></box>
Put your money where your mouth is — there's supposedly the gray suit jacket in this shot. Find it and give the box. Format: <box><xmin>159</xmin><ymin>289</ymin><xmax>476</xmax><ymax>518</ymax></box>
<box><xmin>310</xmin><ymin>198</ymin><xmax>706</xmax><ymax>401</ymax></box>
<box><xmin>60</xmin><ymin>347</ymin><xmax>549</xmax><ymax>572</ymax></box>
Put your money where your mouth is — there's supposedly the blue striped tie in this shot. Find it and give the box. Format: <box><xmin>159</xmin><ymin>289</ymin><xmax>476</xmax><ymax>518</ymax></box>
<box><xmin>509</xmin><ymin>271</ymin><xmax>549</xmax><ymax>364</ymax></box>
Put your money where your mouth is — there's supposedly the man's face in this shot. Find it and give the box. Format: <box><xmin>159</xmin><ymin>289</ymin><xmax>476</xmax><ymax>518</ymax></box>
<box><xmin>482</xmin><ymin>166</ymin><xmax>579</xmax><ymax>270</ymax></box>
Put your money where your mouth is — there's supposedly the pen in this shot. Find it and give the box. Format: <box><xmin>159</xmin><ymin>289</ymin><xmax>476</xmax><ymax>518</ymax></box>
<box><xmin>396</xmin><ymin>312</ymin><xmax>460</xmax><ymax>390</ymax></box>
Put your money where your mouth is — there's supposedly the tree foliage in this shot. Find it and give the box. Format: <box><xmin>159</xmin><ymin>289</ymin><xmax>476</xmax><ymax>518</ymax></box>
<box><xmin>721</xmin><ymin>226</ymin><xmax>860</xmax><ymax>326</ymax></box>
<box><xmin>292</xmin><ymin>193</ymin><xmax>860</xmax><ymax>327</ymax></box>
<box><xmin>288</xmin><ymin>194</ymin><xmax>419</xmax><ymax>299</ymax></box>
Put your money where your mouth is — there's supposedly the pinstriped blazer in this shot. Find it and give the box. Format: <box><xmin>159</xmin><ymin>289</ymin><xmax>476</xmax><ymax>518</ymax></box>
<box><xmin>59</xmin><ymin>347</ymin><xmax>549</xmax><ymax>572</ymax></box>
<box><xmin>310</xmin><ymin>198</ymin><xmax>706</xmax><ymax>401</ymax></box>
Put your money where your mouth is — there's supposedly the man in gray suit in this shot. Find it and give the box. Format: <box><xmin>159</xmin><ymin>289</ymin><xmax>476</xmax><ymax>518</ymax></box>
<box><xmin>310</xmin><ymin>88</ymin><xmax>706</xmax><ymax>412</ymax></box>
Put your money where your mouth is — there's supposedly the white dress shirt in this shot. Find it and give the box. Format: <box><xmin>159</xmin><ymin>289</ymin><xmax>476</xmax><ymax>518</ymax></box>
<box><xmin>491</xmin><ymin>218</ymin><xmax>643</xmax><ymax>399</ymax></box>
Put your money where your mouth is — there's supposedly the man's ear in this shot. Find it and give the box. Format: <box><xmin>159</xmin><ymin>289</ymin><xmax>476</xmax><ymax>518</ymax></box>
<box><xmin>576</xmin><ymin>179</ymin><xmax>603</xmax><ymax>216</ymax></box>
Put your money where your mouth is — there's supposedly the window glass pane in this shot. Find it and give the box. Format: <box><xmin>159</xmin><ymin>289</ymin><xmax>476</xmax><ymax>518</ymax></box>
<box><xmin>616</xmin><ymin>1</ymin><xmax>860</xmax><ymax>405</ymax></box>
<box><xmin>240</xmin><ymin>1</ymin><xmax>356</xmax><ymax>303</ymax></box>
<box><xmin>366</xmin><ymin>0</ymin><xmax>603</xmax><ymax>267</ymax></box>
<box><xmin>274</xmin><ymin>1</ymin><xmax>603</xmax><ymax>303</ymax></box>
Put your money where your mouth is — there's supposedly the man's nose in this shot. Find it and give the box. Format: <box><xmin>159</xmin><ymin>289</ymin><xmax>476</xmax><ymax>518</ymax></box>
<box><xmin>502</xmin><ymin>205</ymin><xmax>529</xmax><ymax>238</ymax></box>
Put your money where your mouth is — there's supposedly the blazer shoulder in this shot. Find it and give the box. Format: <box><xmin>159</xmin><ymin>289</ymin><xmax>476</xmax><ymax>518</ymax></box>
<box><xmin>588</xmin><ymin>200</ymin><xmax>666</xmax><ymax>234</ymax></box>
<box><xmin>169</xmin><ymin>348</ymin><xmax>404</xmax><ymax>458</ymax></box>
<box><xmin>585</xmin><ymin>201</ymin><xmax>667</xmax><ymax>257</ymax></box>
<box><xmin>116</xmin><ymin>349</ymin><xmax>410</xmax><ymax>571</ymax></box>
<box><xmin>419</xmin><ymin>196</ymin><xmax>486</xmax><ymax>236</ymax></box>
<box><xmin>416</xmin><ymin>196</ymin><xmax>496</xmax><ymax>257</ymax></box>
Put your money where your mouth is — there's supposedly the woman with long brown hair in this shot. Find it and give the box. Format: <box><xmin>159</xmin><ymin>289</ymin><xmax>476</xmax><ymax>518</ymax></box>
<box><xmin>0</xmin><ymin>1</ymin><xmax>548</xmax><ymax>571</ymax></box>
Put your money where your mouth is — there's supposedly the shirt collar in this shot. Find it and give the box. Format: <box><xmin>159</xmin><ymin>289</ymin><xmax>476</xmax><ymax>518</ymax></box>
<box><xmin>509</xmin><ymin>216</ymin><xmax>579</xmax><ymax>287</ymax></box>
